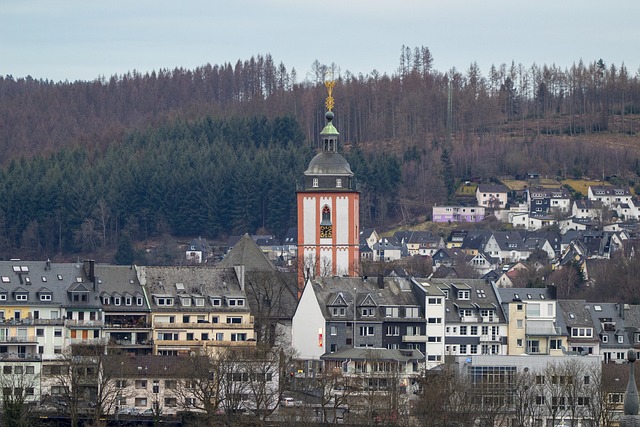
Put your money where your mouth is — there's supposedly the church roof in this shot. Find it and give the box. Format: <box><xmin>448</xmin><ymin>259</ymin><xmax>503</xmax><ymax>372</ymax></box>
<box><xmin>219</xmin><ymin>233</ymin><xmax>275</xmax><ymax>273</ymax></box>
<box><xmin>304</xmin><ymin>151</ymin><xmax>353</xmax><ymax>176</ymax></box>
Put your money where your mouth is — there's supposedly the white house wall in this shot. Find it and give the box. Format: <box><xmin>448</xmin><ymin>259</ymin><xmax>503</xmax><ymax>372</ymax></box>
<box><xmin>291</xmin><ymin>282</ymin><xmax>326</xmax><ymax>360</ymax></box>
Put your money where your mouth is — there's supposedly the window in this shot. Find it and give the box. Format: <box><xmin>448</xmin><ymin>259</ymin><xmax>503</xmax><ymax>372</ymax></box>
<box><xmin>406</xmin><ymin>326</ymin><xmax>420</xmax><ymax>336</ymax></box>
<box><xmin>228</xmin><ymin>298</ymin><xmax>245</xmax><ymax>306</ymax></box>
<box><xmin>571</xmin><ymin>328</ymin><xmax>593</xmax><ymax>338</ymax></box>
<box><xmin>460</xmin><ymin>326</ymin><xmax>467</xmax><ymax>335</ymax></box>
<box><xmin>211</xmin><ymin>298</ymin><xmax>221</xmax><ymax>306</ymax></box>
<box><xmin>516</xmin><ymin>304</ymin><xmax>523</xmax><ymax>311</ymax></box>
<box><xmin>36</xmin><ymin>328</ymin><xmax>44</xmax><ymax>337</ymax></box>
<box><xmin>40</xmin><ymin>294</ymin><xmax>52</xmax><ymax>301</ymax></box>
<box><xmin>470</xmin><ymin>326</ymin><xmax>478</xmax><ymax>335</ymax></box>
<box><xmin>602</xmin><ymin>335</ymin><xmax>609</xmax><ymax>343</ymax></box>
<box><xmin>195</xmin><ymin>298</ymin><xmax>205</xmax><ymax>307</ymax></box>
<box><xmin>201</xmin><ymin>333</ymin><xmax>209</xmax><ymax>340</ymax></box>
<box><xmin>231</xmin><ymin>333</ymin><xmax>247</xmax><ymax>341</ymax></box>
<box><xmin>3</xmin><ymin>366</ymin><xmax>11</xmax><ymax>374</ymax></box>
<box><xmin>165</xmin><ymin>380</ymin><xmax>177</xmax><ymax>389</ymax></box>
<box><xmin>517</xmin><ymin>339</ymin><xmax>523</xmax><ymax>347</ymax></box>
<box><xmin>25</xmin><ymin>366</ymin><xmax>34</xmax><ymax>374</ymax></box>
<box><xmin>427</xmin><ymin>336</ymin><xmax>441</xmax><ymax>342</ymax></box>
<box><xmin>1</xmin><ymin>277</ymin><xmax>9</xmax><ymax>283</ymax></box>
<box><xmin>125</xmin><ymin>297</ymin><xmax>132</xmax><ymax>306</ymax></box>
<box><xmin>103</xmin><ymin>297</ymin><xmax>110</xmax><ymax>305</ymax></box>
<box><xmin>427</xmin><ymin>317</ymin><xmax>442</xmax><ymax>323</ymax></box>
<box><xmin>54</xmin><ymin>329</ymin><xmax>62</xmax><ymax>337</ymax></box>
<box><xmin>386</xmin><ymin>326</ymin><xmax>399</xmax><ymax>336</ymax></box>
<box><xmin>181</xmin><ymin>297</ymin><xmax>191</xmax><ymax>307</ymax></box>
<box><xmin>618</xmin><ymin>335</ymin><xmax>624</xmax><ymax>344</ymax></box>
<box><xmin>16</xmin><ymin>294</ymin><xmax>27</xmax><ymax>301</ymax></box>
<box><xmin>114</xmin><ymin>297</ymin><xmax>121</xmax><ymax>306</ymax></box>
<box><xmin>458</xmin><ymin>290</ymin><xmax>470</xmax><ymax>300</ymax></box>
<box><xmin>312</xmin><ymin>178</ymin><xmax>319</xmax><ymax>188</ymax></box>
<box><xmin>405</xmin><ymin>307</ymin><xmax>419</xmax><ymax>318</ymax></box>
<box><xmin>361</xmin><ymin>308</ymin><xmax>374</xmax><ymax>317</ymax></box>
<box><xmin>226</xmin><ymin>317</ymin><xmax>242</xmax><ymax>324</ymax></box>
<box><xmin>460</xmin><ymin>344</ymin><xmax>467</xmax><ymax>354</ymax></box>
<box><xmin>332</xmin><ymin>307</ymin><xmax>346</xmax><ymax>317</ymax></box>
<box><xmin>135</xmin><ymin>398</ymin><xmax>148</xmax><ymax>407</ymax></box>
<box><xmin>428</xmin><ymin>297</ymin><xmax>442</xmax><ymax>304</ymax></box>
<box><xmin>0</xmin><ymin>294</ymin><xmax>5</xmax><ymax>301</ymax></box>
<box><xmin>550</xmin><ymin>339</ymin><xmax>562</xmax><ymax>350</ymax></box>
<box><xmin>135</xmin><ymin>380</ymin><xmax>147</xmax><ymax>389</ymax></box>
<box><xmin>336</xmin><ymin>178</ymin><xmax>342</xmax><ymax>188</ymax></box>
<box><xmin>216</xmin><ymin>333</ymin><xmax>224</xmax><ymax>341</ymax></box>
<box><xmin>330</xmin><ymin>326</ymin><xmax>337</xmax><ymax>336</ymax></box>
<box><xmin>385</xmin><ymin>307</ymin><xmax>398</xmax><ymax>317</ymax></box>
<box><xmin>517</xmin><ymin>319</ymin><xmax>523</xmax><ymax>328</ymax></box>
<box><xmin>164</xmin><ymin>397</ymin><xmax>177</xmax><ymax>407</ymax></box>
<box><xmin>136</xmin><ymin>297</ymin><xmax>143</xmax><ymax>306</ymax></box>
<box><xmin>360</xmin><ymin>326</ymin><xmax>374</xmax><ymax>336</ymax></box>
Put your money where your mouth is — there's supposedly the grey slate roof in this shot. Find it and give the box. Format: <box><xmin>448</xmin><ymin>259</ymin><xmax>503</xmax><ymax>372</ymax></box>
<box><xmin>219</xmin><ymin>233</ymin><xmax>275</xmax><ymax>272</ymax></box>
<box><xmin>140</xmin><ymin>266</ymin><xmax>247</xmax><ymax>313</ymax></box>
<box><xmin>309</xmin><ymin>276</ymin><xmax>419</xmax><ymax>321</ymax></box>
<box><xmin>320</xmin><ymin>346</ymin><xmax>424</xmax><ymax>362</ymax></box>
<box><xmin>0</xmin><ymin>259</ymin><xmax>102</xmax><ymax>309</ymax></box>
<box><xmin>423</xmin><ymin>278</ymin><xmax>505</xmax><ymax>323</ymax></box>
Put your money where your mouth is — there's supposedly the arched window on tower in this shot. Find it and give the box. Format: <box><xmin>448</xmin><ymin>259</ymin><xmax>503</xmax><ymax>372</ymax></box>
<box><xmin>322</xmin><ymin>205</ymin><xmax>331</xmax><ymax>223</ymax></box>
<box><xmin>320</xmin><ymin>205</ymin><xmax>332</xmax><ymax>238</ymax></box>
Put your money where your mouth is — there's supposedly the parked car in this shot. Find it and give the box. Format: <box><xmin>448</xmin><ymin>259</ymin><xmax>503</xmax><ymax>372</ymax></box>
<box><xmin>138</xmin><ymin>408</ymin><xmax>154</xmax><ymax>416</ymax></box>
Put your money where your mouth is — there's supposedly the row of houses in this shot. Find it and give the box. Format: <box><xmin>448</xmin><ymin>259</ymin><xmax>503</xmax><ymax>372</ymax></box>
<box><xmin>292</xmin><ymin>276</ymin><xmax>640</xmax><ymax>370</ymax></box>
<box><xmin>436</xmin><ymin>183</ymin><xmax>640</xmax><ymax>231</ymax></box>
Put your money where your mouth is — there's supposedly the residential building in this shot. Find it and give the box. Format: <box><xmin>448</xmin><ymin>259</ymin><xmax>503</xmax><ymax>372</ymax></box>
<box><xmin>429</xmin><ymin>279</ymin><xmax>508</xmax><ymax>357</ymax></box>
<box><xmin>139</xmin><ymin>266</ymin><xmax>255</xmax><ymax>355</ymax></box>
<box><xmin>432</xmin><ymin>205</ymin><xmax>486</xmax><ymax>223</ymax></box>
<box><xmin>496</xmin><ymin>286</ymin><xmax>565</xmax><ymax>356</ymax></box>
<box><xmin>476</xmin><ymin>184</ymin><xmax>509</xmax><ymax>209</ymax></box>
<box><xmin>588</xmin><ymin>185</ymin><xmax>633</xmax><ymax>207</ymax></box>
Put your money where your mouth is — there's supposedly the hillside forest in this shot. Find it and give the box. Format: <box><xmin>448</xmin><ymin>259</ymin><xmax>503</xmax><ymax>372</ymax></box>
<box><xmin>1</xmin><ymin>46</ymin><xmax>640</xmax><ymax>262</ymax></box>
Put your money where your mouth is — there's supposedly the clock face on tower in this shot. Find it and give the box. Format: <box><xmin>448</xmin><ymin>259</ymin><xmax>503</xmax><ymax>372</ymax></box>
<box><xmin>320</xmin><ymin>225</ymin><xmax>332</xmax><ymax>238</ymax></box>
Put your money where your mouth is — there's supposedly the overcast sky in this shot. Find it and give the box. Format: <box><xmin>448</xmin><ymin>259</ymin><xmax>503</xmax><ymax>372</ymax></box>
<box><xmin>2</xmin><ymin>0</ymin><xmax>639</xmax><ymax>83</ymax></box>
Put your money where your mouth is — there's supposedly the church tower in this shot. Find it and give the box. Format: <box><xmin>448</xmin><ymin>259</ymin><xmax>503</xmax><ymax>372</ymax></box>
<box><xmin>297</xmin><ymin>80</ymin><xmax>360</xmax><ymax>287</ymax></box>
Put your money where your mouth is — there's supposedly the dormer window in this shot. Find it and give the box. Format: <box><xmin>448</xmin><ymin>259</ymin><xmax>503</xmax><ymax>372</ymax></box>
<box><xmin>156</xmin><ymin>298</ymin><xmax>174</xmax><ymax>307</ymax></box>
<box><xmin>331</xmin><ymin>307</ymin><xmax>346</xmax><ymax>317</ymax></box>
<box><xmin>103</xmin><ymin>297</ymin><xmax>110</xmax><ymax>305</ymax></box>
<box><xmin>16</xmin><ymin>293</ymin><xmax>28</xmax><ymax>301</ymax></box>
<box><xmin>458</xmin><ymin>290</ymin><xmax>470</xmax><ymax>300</ymax></box>
<box><xmin>195</xmin><ymin>298</ymin><xmax>205</xmax><ymax>307</ymax></box>
<box><xmin>114</xmin><ymin>297</ymin><xmax>121</xmax><ymax>306</ymax></box>
<box><xmin>136</xmin><ymin>297</ymin><xmax>143</xmax><ymax>306</ymax></box>
<box><xmin>227</xmin><ymin>298</ymin><xmax>245</xmax><ymax>307</ymax></box>
<box><xmin>0</xmin><ymin>294</ymin><xmax>6</xmax><ymax>301</ymax></box>
<box><xmin>313</xmin><ymin>178</ymin><xmax>319</xmax><ymax>188</ymax></box>
<box><xmin>618</xmin><ymin>335</ymin><xmax>624</xmax><ymax>344</ymax></box>
<box><xmin>125</xmin><ymin>297</ymin><xmax>132</xmax><ymax>306</ymax></box>
<box><xmin>602</xmin><ymin>335</ymin><xmax>609</xmax><ymax>343</ymax></box>
<box><xmin>181</xmin><ymin>297</ymin><xmax>191</xmax><ymax>307</ymax></box>
<box><xmin>336</xmin><ymin>179</ymin><xmax>342</xmax><ymax>188</ymax></box>
<box><xmin>40</xmin><ymin>294</ymin><xmax>52</xmax><ymax>301</ymax></box>
<box><xmin>211</xmin><ymin>298</ymin><xmax>222</xmax><ymax>307</ymax></box>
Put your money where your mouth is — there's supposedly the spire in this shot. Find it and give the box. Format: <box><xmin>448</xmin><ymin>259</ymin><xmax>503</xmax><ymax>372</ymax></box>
<box><xmin>320</xmin><ymin>78</ymin><xmax>339</xmax><ymax>153</ymax></box>
<box><xmin>621</xmin><ymin>349</ymin><xmax>640</xmax><ymax>427</ymax></box>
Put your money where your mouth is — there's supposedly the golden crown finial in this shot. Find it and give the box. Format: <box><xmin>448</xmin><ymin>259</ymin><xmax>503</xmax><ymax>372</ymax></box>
<box><xmin>325</xmin><ymin>79</ymin><xmax>336</xmax><ymax>112</ymax></box>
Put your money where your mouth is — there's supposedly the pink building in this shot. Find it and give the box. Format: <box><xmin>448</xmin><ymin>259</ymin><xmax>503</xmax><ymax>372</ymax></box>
<box><xmin>432</xmin><ymin>205</ymin><xmax>486</xmax><ymax>223</ymax></box>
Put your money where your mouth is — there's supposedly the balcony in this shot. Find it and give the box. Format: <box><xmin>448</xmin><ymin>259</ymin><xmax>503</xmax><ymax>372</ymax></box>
<box><xmin>0</xmin><ymin>352</ymin><xmax>41</xmax><ymax>361</ymax></box>
<box><xmin>104</xmin><ymin>322</ymin><xmax>150</xmax><ymax>329</ymax></box>
<box><xmin>155</xmin><ymin>339</ymin><xmax>256</xmax><ymax>347</ymax></box>
<box><xmin>68</xmin><ymin>338</ymin><xmax>107</xmax><ymax>346</ymax></box>
<box><xmin>460</xmin><ymin>316</ymin><xmax>480</xmax><ymax>323</ymax></box>
<box><xmin>154</xmin><ymin>321</ymin><xmax>253</xmax><ymax>329</ymax></box>
<box><xmin>108</xmin><ymin>339</ymin><xmax>153</xmax><ymax>347</ymax></box>
<box><xmin>65</xmin><ymin>320</ymin><xmax>104</xmax><ymax>328</ymax></box>
<box><xmin>479</xmin><ymin>335</ymin><xmax>500</xmax><ymax>342</ymax></box>
<box><xmin>526</xmin><ymin>325</ymin><xmax>562</xmax><ymax>336</ymax></box>
<box><xmin>402</xmin><ymin>335</ymin><xmax>428</xmax><ymax>343</ymax></box>
<box><xmin>479</xmin><ymin>317</ymin><xmax>499</xmax><ymax>323</ymax></box>
<box><xmin>0</xmin><ymin>335</ymin><xmax>37</xmax><ymax>343</ymax></box>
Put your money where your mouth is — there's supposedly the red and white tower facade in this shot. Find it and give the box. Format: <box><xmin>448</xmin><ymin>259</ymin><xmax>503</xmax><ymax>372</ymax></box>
<box><xmin>297</xmin><ymin>81</ymin><xmax>360</xmax><ymax>287</ymax></box>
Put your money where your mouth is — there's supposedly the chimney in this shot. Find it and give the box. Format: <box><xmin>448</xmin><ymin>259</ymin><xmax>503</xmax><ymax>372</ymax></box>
<box><xmin>83</xmin><ymin>259</ymin><xmax>96</xmax><ymax>290</ymax></box>
<box><xmin>377</xmin><ymin>274</ymin><xmax>384</xmax><ymax>289</ymax></box>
